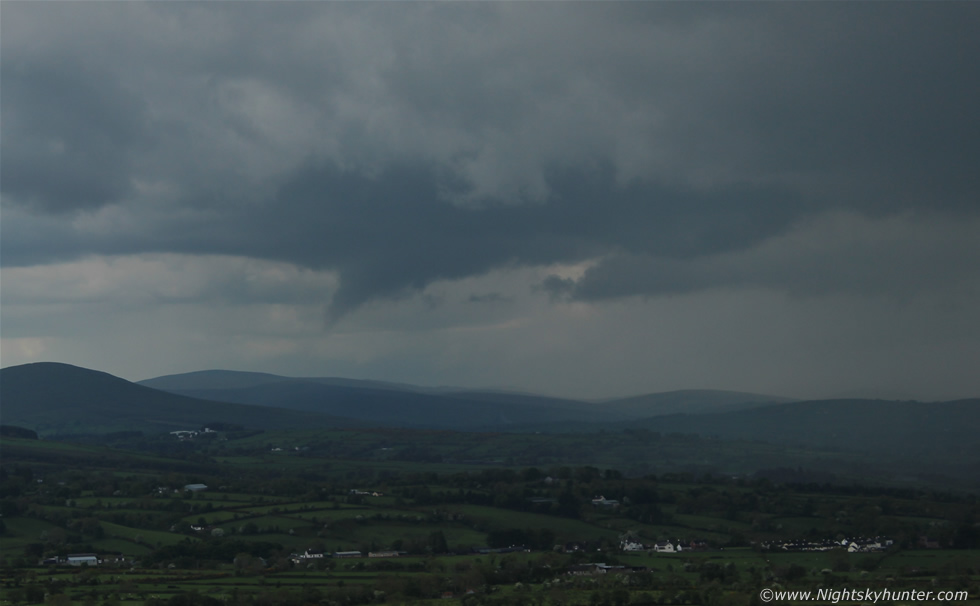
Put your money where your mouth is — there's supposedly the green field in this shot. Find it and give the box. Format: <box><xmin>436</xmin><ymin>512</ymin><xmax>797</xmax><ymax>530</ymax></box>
<box><xmin>3</xmin><ymin>432</ymin><xmax>979</xmax><ymax>606</ymax></box>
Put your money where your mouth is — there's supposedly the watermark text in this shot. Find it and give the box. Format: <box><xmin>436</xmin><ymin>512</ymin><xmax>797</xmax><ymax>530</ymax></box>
<box><xmin>759</xmin><ymin>587</ymin><xmax>970</xmax><ymax>603</ymax></box>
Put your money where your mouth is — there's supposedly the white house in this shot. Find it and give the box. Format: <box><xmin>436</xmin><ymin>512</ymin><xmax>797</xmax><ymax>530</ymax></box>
<box><xmin>67</xmin><ymin>554</ymin><xmax>99</xmax><ymax>566</ymax></box>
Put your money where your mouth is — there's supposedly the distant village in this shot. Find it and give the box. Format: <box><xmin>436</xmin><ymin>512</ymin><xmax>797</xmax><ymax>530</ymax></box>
<box><xmin>168</xmin><ymin>428</ymin><xmax>216</xmax><ymax>440</ymax></box>
<box><xmin>760</xmin><ymin>537</ymin><xmax>895</xmax><ymax>553</ymax></box>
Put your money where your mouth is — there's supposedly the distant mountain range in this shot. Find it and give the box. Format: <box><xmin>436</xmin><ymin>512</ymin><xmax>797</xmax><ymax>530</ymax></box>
<box><xmin>2</xmin><ymin>363</ymin><xmax>977</xmax><ymax>470</ymax></box>
<box><xmin>137</xmin><ymin>368</ymin><xmax>791</xmax><ymax>429</ymax></box>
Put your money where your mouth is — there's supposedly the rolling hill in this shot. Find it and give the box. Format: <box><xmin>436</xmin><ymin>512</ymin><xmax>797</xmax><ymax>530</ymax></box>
<box><xmin>135</xmin><ymin>379</ymin><xmax>624</xmax><ymax>430</ymax></box>
<box><xmin>600</xmin><ymin>389</ymin><xmax>794</xmax><ymax>417</ymax></box>
<box><xmin>4</xmin><ymin>362</ymin><xmax>978</xmax><ymax>488</ymax></box>
<box><xmin>620</xmin><ymin>398</ymin><xmax>980</xmax><ymax>459</ymax></box>
<box><xmin>137</xmin><ymin>369</ymin><xmax>793</xmax><ymax>430</ymax></box>
<box><xmin>4</xmin><ymin>363</ymin><xmax>797</xmax><ymax>435</ymax></box>
<box><xmin>0</xmin><ymin>362</ymin><xmax>365</xmax><ymax>436</ymax></box>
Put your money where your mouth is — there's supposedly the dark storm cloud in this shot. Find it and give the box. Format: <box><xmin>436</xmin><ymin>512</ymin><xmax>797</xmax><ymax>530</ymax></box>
<box><xmin>1</xmin><ymin>60</ymin><xmax>149</xmax><ymax>212</ymax></box>
<box><xmin>621</xmin><ymin>3</ymin><xmax>980</xmax><ymax>209</ymax></box>
<box><xmin>545</xmin><ymin>214</ymin><xmax>980</xmax><ymax>302</ymax></box>
<box><xmin>260</xmin><ymin>165</ymin><xmax>808</xmax><ymax>319</ymax></box>
<box><xmin>2</xmin><ymin>163</ymin><xmax>801</xmax><ymax>319</ymax></box>
<box><xmin>2</xmin><ymin>2</ymin><xmax>979</xmax><ymax>316</ymax></box>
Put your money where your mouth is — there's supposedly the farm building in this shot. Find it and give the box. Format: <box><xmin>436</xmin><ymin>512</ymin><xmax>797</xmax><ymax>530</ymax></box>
<box><xmin>67</xmin><ymin>554</ymin><xmax>99</xmax><ymax>566</ymax></box>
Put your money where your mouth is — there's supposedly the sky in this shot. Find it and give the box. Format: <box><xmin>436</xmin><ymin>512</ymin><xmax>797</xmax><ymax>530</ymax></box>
<box><xmin>2</xmin><ymin>2</ymin><xmax>979</xmax><ymax>401</ymax></box>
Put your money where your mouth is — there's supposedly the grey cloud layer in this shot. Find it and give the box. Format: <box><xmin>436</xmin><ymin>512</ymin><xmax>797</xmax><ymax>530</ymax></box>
<box><xmin>546</xmin><ymin>213</ymin><xmax>980</xmax><ymax>301</ymax></box>
<box><xmin>3</xmin><ymin>2</ymin><xmax>979</xmax><ymax>317</ymax></box>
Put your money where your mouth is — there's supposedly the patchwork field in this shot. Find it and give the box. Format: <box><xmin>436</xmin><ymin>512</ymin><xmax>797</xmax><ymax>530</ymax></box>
<box><xmin>2</xmin><ymin>434</ymin><xmax>979</xmax><ymax>605</ymax></box>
